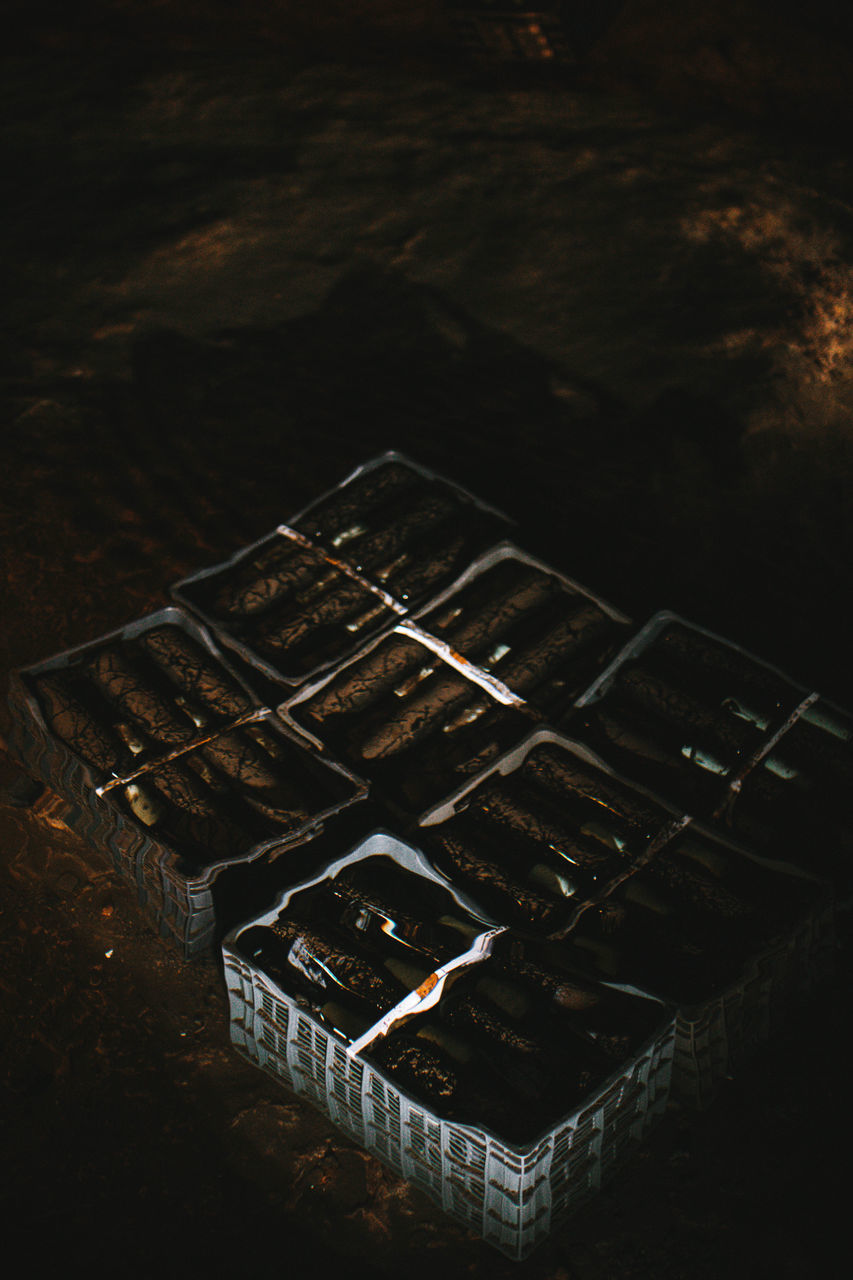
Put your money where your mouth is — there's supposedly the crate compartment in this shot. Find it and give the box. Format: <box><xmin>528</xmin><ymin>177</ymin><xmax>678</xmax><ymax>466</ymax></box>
<box><xmin>289</xmin><ymin>451</ymin><xmax>511</xmax><ymax>607</ymax></box>
<box><xmin>105</xmin><ymin>715</ymin><xmax>358</xmax><ymax>874</ymax></box>
<box><xmin>174</xmin><ymin>452</ymin><xmax>511</xmax><ymax>690</ymax></box>
<box><xmin>227</xmin><ymin>830</ymin><xmax>500</xmax><ymax>1049</ymax></box>
<box><xmin>173</xmin><ymin>527</ymin><xmax>403</xmax><ymax>690</ymax></box>
<box><xmin>283</xmin><ymin>624</ymin><xmax>532</xmax><ymax>818</ymax></box>
<box><xmin>101</xmin><ymin>718</ymin><xmax>365</xmax><ymax>956</ymax></box>
<box><xmin>572</xmin><ymin>610</ymin><xmax>813</xmax><ymax>820</ymax></box>
<box><xmin>413</xmin><ymin>542</ymin><xmax>631</xmax><ymax>726</ymax></box>
<box><xmin>11</xmin><ymin>606</ymin><xmax>263</xmax><ymax>787</ymax></box>
<box><xmin>418</xmin><ymin>728</ymin><xmax>686</xmax><ymax>937</ymax></box>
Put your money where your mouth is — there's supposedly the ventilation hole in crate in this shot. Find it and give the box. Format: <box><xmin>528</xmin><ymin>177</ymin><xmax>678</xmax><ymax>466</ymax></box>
<box><xmin>369</xmin><ymin>1078</ymin><xmax>388</xmax><ymax>1104</ymax></box>
<box><xmin>488</xmin><ymin>1179</ymin><xmax>523</xmax><ymax>1206</ymax></box>
<box><xmin>406</xmin><ymin>1138</ymin><xmax>441</xmax><ymax>1171</ymax></box>
<box><xmin>447</xmin><ymin>1130</ymin><xmax>466</xmax><ymax>1153</ymax></box>
<box><xmin>408</xmin><ymin>1130</ymin><xmax>427</xmax><ymax>1156</ymax></box>
<box><xmin>486</xmin><ymin>1201</ymin><xmax>528</xmax><ymax>1229</ymax></box>
<box><xmin>447</xmin><ymin>1146</ymin><xmax>486</xmax><ymax>1178</ymax></box>
<box><xmin>378</xmin><ymin>1092</ymin><xmax>400</xmax><ymax>1117</ymax></box>
<box><xmin>447</xmin><ymin>1130</ymin><xmax>474</xmax><ymax>1162</ymax></box>
<box><xmin>572</xmin><ymin>1115</ymin><xmax>597</xmax><ymax>1140</ymax></box>
<box><xmin>371</xmin><ymin>1106</ymin><xmax>401</xmax><ymax>1141</ymax></box>
<box><xmin>330</xmin><ymin>1046</ymin><xmax>349</xmax><ymax>1073</ymax></box>
<box><xmin>520</xmin><ymin>1173</ymin><xmax>549</xmax><ymax>1204</ymax></box>
<box><xmin>296</xmin><ymin>1049</ymin><xmax>322</xmax><ymax>1081</ymax></box>
<box><xmin>448</xmin><ymin>1175</ymin><xmax>486</xmax><ymax>1208</ymax></box>
<box><xmin>552</xmin><ymin>1126</ymin><xmax>575</xmax><ymax>1155</ymax></box>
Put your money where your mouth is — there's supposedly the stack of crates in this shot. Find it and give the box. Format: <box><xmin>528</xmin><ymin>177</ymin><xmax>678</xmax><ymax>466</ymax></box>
<box><xmin>7</xmin><ymin>449</ymin><xmax>844</xmax><ymax>1253</ymax></box>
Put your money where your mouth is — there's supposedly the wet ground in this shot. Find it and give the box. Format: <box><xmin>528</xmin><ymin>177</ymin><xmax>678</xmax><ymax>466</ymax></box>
<box><xmin>3</xmin><ymin>12</ymin><xmax>853</xmax><ymax>1276</ymax></box>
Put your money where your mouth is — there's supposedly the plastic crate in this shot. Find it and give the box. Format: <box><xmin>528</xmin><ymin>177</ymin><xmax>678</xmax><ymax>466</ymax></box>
<box><xmin>418</xmin><ymin>725</ymin><xmax>690</xmax><ymax>939</ymax></box>
<box><xmin>281</xmin><ymin>620</ymin><xmax>533</xmax><ymax>821</ymax></box>
<box><xmin>412</xmin><ymin>541</ymin><xmax>631</xmax><ymax>725</ymax></box>
<box><xmin>225</xmin><ymin>939</ymin><xmax>674</xmax><ymax>1259</ymax></box>
<box><xmin>7</xmin><ymin>609</ymin><xmax>367</xmax><ymax>957</ymax></box>
<box><xmin>173</xmin><ymin>451</ymin><xmax>512</xmax><ymax>691</ymax></box>
<box><xmin>7</xmin><ymin>604</ymin><xmax>264</xmax><ymax>787</ymax></box>
<box><xmin>60</xmin><ymin>736</ymin><xmax>364</xmax><ymax>958</ymax></box>
<box><xmin>223</xmin><ymin>832</ymin><xmax>675</xmax><ymax>1259</ymax></box>
<box><xmin>572</xmin><ymin>610</ymin><xmax>817</xmax><ymax>821</ymax></box>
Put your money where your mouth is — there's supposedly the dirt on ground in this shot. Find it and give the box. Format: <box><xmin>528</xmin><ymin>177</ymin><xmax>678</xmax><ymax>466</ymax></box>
<box><xmin>3</xmin><ymin>10</ymin><xmax>853</xmax><ymax>1277</ymax></box>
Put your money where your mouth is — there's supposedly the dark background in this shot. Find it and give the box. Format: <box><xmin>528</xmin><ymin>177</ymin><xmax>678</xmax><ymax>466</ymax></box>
<box><xmin>2</xmin><ymin>4</ymin><xmax>852</xmax><ymax>1276</ymax></box>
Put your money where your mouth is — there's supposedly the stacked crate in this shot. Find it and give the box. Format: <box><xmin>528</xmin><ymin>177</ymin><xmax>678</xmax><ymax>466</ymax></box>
<box><xmin>7</xmin><ymin>608</ymin><xmax>366</xmax><ymax>955</ymax></box>
<box><xmin>222</xmin><ymin>831</ymin><xmax>674</xmax><ymax>1260</ymax></box>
